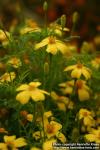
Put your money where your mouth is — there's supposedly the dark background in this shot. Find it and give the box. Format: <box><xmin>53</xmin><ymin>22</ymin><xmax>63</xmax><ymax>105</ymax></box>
<box><xmin>0</xmin><ymin>0</ymin><xmax>99</xmax><ymax>42</ymax></box>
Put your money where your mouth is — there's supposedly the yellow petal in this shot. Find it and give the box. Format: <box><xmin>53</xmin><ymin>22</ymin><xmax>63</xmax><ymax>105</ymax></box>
<box><xmin>0</xmin><ymin>143</ymin><xmax>7</xmax><ymax>150</ymax></box>
<box><xmin>44</xmin><ymin>111</ymin><xmax>53</xmax><ymax>118</ymax></box>
<box><xmin>46</xmin><ymin>44</ymin><xmax>57</xmax><ymax>55</ymax></box>
<box><xmin>50</xmin><ymin>121</ymin><xmax>62</xmax><ymax>131</ymax></box>
<box><xmin>64</xmin><ymin>65</ymin><xmax>76</xmax><ymax>72</ymax></box>
<box><xmin>16</xmin><ymin>84</ymin><xmax>29</xmax><ymax>91</ymax></box>
<box><xmin>85</xmin><ymin>134</ymin><xmax>95</xmax><ymax>142</ymax></box>
<box><xmin>27</xmin><ymin>114</ymin><xmax>33</xmax><ymax>122</ymax></box>
<box><xmin>78</xmin><ymin>89</ymin><xmax>90</xmax><ymax>101</ymax></box>
<box><xmin>43</xmin><ymin>139</ymin><xmax>56</xmax><ymax>150</ymax></box>
<box><xmin>57</xmin><ymin>102</ymin><xmax>66</xmax><ymax>111</ymax></box>
<box><xmin>35</xmin><ymin>38</ymin><xmax>49</xmax><ymax>49</ymax></box>
<box><xmin>51</xmin><ymin>91</ymin><xmax>59</xmax><ymax>100</ymax></box>
<box><xmin>56</xmin><ymin>132</ymin><xmax>67</xmax><ymax>143</ymax></box>
<box><xmin>4</xmin><ymin>135</ymin><xmax>16</xmax><ymax>143</ymax></box>
<box><xmin>84</xmin><ymin>116</ymin><xmax>94</xmax><ymax>126</ymax></box>
<box><xmin>31</xmin><ymin>90</ymin><xmax>45</xmax><ymax>101</ymax></box>
<box><xmin>29</xmin><ymin>82</ymin><xmax>41</xmax><ymax>87</ymax></box>
<box><xmin>14</xmin><ymin>138</ymin><xmax>27</xmax><ymax>147</ymax></box>
<box><xmin>30</xmin><ymin>147</ymin><xmax>41</xmax><ymax>150</ymax></box>
<box><xmin>63</xmin><ymin>87</ymin><xmax>73</xmax><ymax>94</ymax></box>
<box><xmin>82</xmin><ymin>68</ymin><xmax>91</xmax><ymax>79</ymax></box>
<box><xmin>56</xmin><ymin>41</ymin><xmax>69</xmax><ymax>54</ymax></box>
<box><xmin>71</xmin><ymin>68</ymin><xmax>82</xmax><ymax>78</ymax></box>
<box><xmin>16</xmin><ymin>91</ymin><xmax>30</xmax><ymax>104</ymax></box>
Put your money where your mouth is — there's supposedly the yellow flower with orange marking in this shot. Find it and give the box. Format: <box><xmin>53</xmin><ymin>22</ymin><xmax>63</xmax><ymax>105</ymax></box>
<box><xmin>76</xmin><ymin>80</ymin><xmax>91</xmax><ymax>101</ymax></box>
<box><xmin>51</xmin><ymin>91</ymin><xmax>74</xmax><ymax>111</ymax></box>
<box><xmin>35</xmin><ymin>36</ymin><xmax>70</xmax><ymax>55</ymax></box>
<box><xmin>7</xmin><ymin>57</ymin><xmax>22</xmax><ymax>68</ymax></box>
<box><xmin>0</xmin><ymin>72</ymin><xmax>16</xmax><ymax>83</ymax></box>
<box><xmin>59</xmin><ymin>80</ymin><xmax>74</xmax><ymax>95</ymax></box>
<box><xmin>78</xmin><ymin>108</ymin><xmax>95</xmax><ymax>126</ymax></box>
<box><xmin>0</xmin><ymin>135</ymin><xmax>27</xmax><ymax>150</ymax></box>
<box><xmin>85</xmin><ymin>127</ymin><xmax>100</xmax><ymax>143</ymax></box>
<box><xmin>43</xmin><ymin>139</ymin><xmax>56</xmax><ymax>150</ymax></box>
<box><xmin>16</xmin><ymin>82</ymin><xmax>49</xmax><ymax>104</ymax></box>
<box><xmin>64</xmin><ymin>62</ymin><xmax>91</xmax><ymax>79</ymax></box>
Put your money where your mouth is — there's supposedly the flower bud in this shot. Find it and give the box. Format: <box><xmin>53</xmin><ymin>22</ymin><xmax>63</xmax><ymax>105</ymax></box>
<box><xmin>61</xmin><ymin>14</ymin><xmax>66</xmax><ymax>29</ymax></box>
<box><xmin>44</xmin><ymin>62</ymin><xmax>49</xmax><ymax>74</ymax></box>
<box><xmin>43</xmin><ymin>1</ymin><xmax>48</xmax><ymax>11</ymax></box>
<box><xmin>72</xmin><ymin>12</ymin><xmax>79</xmax><ymax>24</ymax></box>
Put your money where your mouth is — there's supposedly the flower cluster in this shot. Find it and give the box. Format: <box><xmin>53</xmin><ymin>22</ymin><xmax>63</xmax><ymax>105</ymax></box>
<box><xmin>0</xmin><ymin>4</ymin><xmax>100</xmax><ymax>150</ymax></box>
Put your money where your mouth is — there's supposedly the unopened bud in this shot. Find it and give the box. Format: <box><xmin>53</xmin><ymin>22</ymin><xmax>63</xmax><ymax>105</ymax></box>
<box><xmin>44</xmin><ymin>62</ymin><xmax>49</xmax><ymax>74</ymax></box>
<box><xmin>43</xmin><ymin>1</ymin><xmax>48</xmax><ymax>11</ymax></box>
<box><xmin>61</xmin><ymin>14</ymin><xmax>66</xmax><ymax>29</ymax></box>
<box><xmin>72</xmin><ymin>12</ymin><xmax>79</xmax><ymax>24</ymax></box>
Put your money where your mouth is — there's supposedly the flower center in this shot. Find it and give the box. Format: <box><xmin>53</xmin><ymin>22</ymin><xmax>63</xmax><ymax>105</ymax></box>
<box><xmin>28</xmin><ymin>85</ymin><xmax>35</xmax><ymax>91</ymax></box>
<box><xmin>49</xmin><ymin>37</ymin><xmax>56</xmax><ymax>44</ymax></box>
<box><xmin>46</xmin><ymin>124</ymin><xmax>54</xmax><ymax>134</ymax></box>
<box><xmin>82</xmin><ymin>112</ymin><xmax>88</xmax><ymax>117</ymax></box>
<box><xmin>12</xmin><ymin>58</ymin><xmax>19</xmax><ymax>65</ymax></box>
<box><xmin>76</xmin><ymin>80</ymin><xmax>83</xmax><ymax>89</ymax></box>
<box><xmin>77</xmin><ymin>63</ymin><xmax>83</xmax><ymax>69</ymax></box>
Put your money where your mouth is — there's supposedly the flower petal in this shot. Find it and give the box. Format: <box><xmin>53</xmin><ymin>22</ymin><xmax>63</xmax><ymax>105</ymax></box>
<box><xmin>71</xmin><ymin>68</ymin><xmax>82</xmax><ymax>78</ymax></box>
<box><xmin>64</xmin><ymin>65</ymin><xmax>76</xmax><ymax>72</ymax></box>
<box><xmin>0</xmin><ymin>143</ymin><xmax>7</xmax><ymax>150</ymax></box>
<box><xmin>31</xmin><ymin>90</ymin><xmax>45</xmax><ymax>101</ymax></box>
<box><xmin>4</xmin><ymin>135</ymin><xmax>16</xmax><ymax>143</ymax></box>
<box><xmin>29</xmin><ymin>82</ymin><xmax>41</xmax><ymax>87</ymax></box>
<box><xmin>14</xmin><ymin>138</ymin><xmax>27</xmax><ymax>147</ymax></box>
<box><xmin>46</xmin><ymin>44</ymin><xmax>57</xmax><ymax>55</ymax></box>
<box><xmin>56</xmin><ymin>41</ymin><xmax>69</xmax><ymax>54</ymax></box>
<box><xmin>85</xmin><ymin>134</ymin><xmax>95</xmax><ymax>142</ymax></box>
<box><xmin>56</xmin><ymin>132</ymin><xmax>67</xmax><ymax>143</ymax></box>
<box><xmin>35</xmin><ymin>38</ymin><xmax>49</xmax><ymax>49</ymax></box>
<box><xmin>82</xmin><ymin>68</ymin><xmax>91</xmax><ymax>80</ymax></box>
<box><xmin>16</xmin><ymin>84</ymin><xmax>29</xmax><ymax>91</ymax></box>
<box><xmin>16</xmin><ymin>91</ymin><xmax>30</xmax><ymax>104</ymax></box>
<box><xmin>78</xmin><ymin>89</ymin><xmax>90</xmax><ymax>101</ymax></box>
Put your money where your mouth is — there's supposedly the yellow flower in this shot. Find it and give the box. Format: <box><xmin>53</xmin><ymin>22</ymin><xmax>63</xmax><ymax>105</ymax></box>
<box><xmin>49</xmin><ymin>23</ymin><xmax>69</xmax><ymax>37</ymax></box>
<box><xmin>0</xmin><ymin>128</ymin><xmax>8</xmax><ymax>134</ymax></box>
<box><xmin>64</xmin><ymin>62</ymin><xmax>91</xmax><ymax>79</ymax></box>
<box><xmin>43</xmin><ymin>139</ymin><xmax>56</xmax><ymax>150</ymax></box>
<box><xmin>0</xmin><ymin>72</ymin><xmax>16</xmax><ymax>83</ymax></box>
<box><xmin>79</xmin><ymin>108</ymin><xmax>95</xmax><ymax>126</ymax></box>
<box><xmin>56</xmin><ymin>132</ymin><xmax>67</xmax><ymax>143</ymax></box>
<box><xmin>85</xmin><ymin>127</ymin><xmax>100</xmax><ymax>143</ymax></box>
<box><xmin>51</xmin><ymin>91</ymin><xmax>74</xmax><ymax>111</ymax></box>
<box><xmin>16</xmin><ymin>82</ymin><xmax>49</xmax><ymax>104</ymax></box>
<box><xmin>91</xmin><ymin>56</ymin><xmax>100</xmax><ymax>69</ymax></box>
<box><xmin>35</xmin><ymin>36</ymin><xmax>70</xmax><ymax>55</ymax></box>
<box><xmin>33</xmin><ymin>131</ymin><xmax>41</xmax><ymax>140</ymax></box>
<box><xmin>30</xmin><ymin>147</ymin><xmax>41</xmax><ymax>150</ymax></box>
<box><xmin>44</xmin><ymin>120</ymin><xmax>62</xmax><ymax>138</ymax></box>
<box><xmin>7</xmin><ymin>57</ymin><xmax>22</xmax><ymax>68</ymax></box>
<box><xmin>0</xmin><ymin>30</ymin><xmax>10</xmax><ymax>42</ymax></box>
<box><xmin>26</xmin><ymin>114</ymin><xmax>33</xmax><ymax>122</ymax></box>
<box><xmin>20</xmin><ymin>27</ymin><xmax>41</xmax><ymax>35</ymax></box>
<box><xmin>59</xmin><ymin>80</ymin><xmax>74</xmax><ymax>95</ymax></box>
<box><xmin>20</xmin><ymin>20</ymin><xmax>41</xmax><ymax>35</ymax></box>
<box><xmin>0</xmin><ymin>135</ymin><xmax>27</xmax><ymax>150</ymax></box>
<box><xmin>76</xmin><ymin>80</ymin><xmax>90</xmax><ymax>101</ymax></box>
